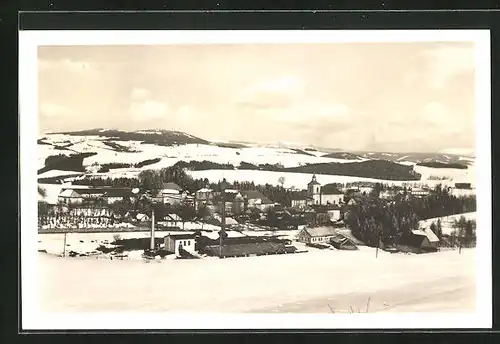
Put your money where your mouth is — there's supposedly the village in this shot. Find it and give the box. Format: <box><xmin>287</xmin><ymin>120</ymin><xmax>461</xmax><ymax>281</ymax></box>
<box><xmin>37</xmin><ymin>172</ymin><xmax>477</xmax><ymax>260</ymax></box>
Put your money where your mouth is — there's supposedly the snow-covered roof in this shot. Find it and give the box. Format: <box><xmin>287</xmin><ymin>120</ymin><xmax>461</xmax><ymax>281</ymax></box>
<box><xmin>136</xmin><ymin>213</ymin><xmax>150</xmax><ymax>220</ymax></box>
<box><xmin>59</xmin><ymin>189</ymin><xmax>81</xmax><ymax>198</ymax></box>
<box><xmin>303</xmin><ymin>226</ymin><xmax>338</xmax><ymax>237</ymax></box>
<box><xmin>197</xmin><ymin>188</ymin><xmax>213</xmax><ymax>193</ymax></box>
<box><xmin>162</xmin><ymin>182</ymin><xmax>181</xmax><ymax>191</ymax></box>
<box><xmin>165</xmin><ymin>213</ymin><xmax>181</xmax><ymax>221</ymax></box>
<box><xmin>412</xmin><ymin>228</ymin><xmax>439</xmax><ymax>243</ymax></box>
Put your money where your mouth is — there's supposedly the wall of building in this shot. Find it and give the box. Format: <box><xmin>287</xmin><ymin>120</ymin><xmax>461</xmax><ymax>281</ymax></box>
<box><xmin>322</xmin><ymin>194</ymin><xmax>343</xmax><ymax>205</ymax></box>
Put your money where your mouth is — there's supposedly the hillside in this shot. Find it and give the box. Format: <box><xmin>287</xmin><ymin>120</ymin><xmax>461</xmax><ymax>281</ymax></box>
<box><xmin>50</xmin><ymin>128</ymin><xmax>209</xmax><ymax>146</ymax></box>
<box><xmin>37</xmin><ymin>129</ymin><xmax>476</xmax><ymax>187</ymax></box>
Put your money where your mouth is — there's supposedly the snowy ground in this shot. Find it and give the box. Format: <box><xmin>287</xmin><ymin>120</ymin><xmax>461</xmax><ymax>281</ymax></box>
<box><xmin>38</xmin><ymin>245</ymin><xmax>475</xmax><ymax>314</ymax></box>
<box><xmin>419</xmin><ymin>212</ymin><xmax>477</xmax><ymax>236</ymax></box>
<box><xmin>189</xmin><ymin>168</ymin><xmax>474</xmax><ymax>190</ymax></box>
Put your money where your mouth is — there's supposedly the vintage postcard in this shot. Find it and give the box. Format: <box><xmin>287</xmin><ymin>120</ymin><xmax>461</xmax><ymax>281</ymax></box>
<box><xmin>19</xmin><ymin>29</ymin><xmax>491</xmax><ymax>330</ymax></box>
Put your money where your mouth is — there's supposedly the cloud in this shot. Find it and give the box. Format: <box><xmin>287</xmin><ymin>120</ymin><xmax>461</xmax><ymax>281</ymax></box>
<box><xmin>420</xmin><ymin>101</ymin><xmax>451</xmax><ymax>126</ymax></box>
<box><xmin>39</xmin><ymin>102</ymin><xmax>66</xmax><ymax>118</ymax></box>
<box><xmin>236</xmin><ymin>76</ymin><xmax>304</xmax><ymax>109</ymax></box>
<box><xmin>130</xmin><ymin>88</ymin><xmax>151</xmax><ymax>100</ymax></box>
<box><xmin>129</xmin><ymin>100</ymin><xmax>169</xmax><ymax>121</ymax></box>
<box><xmin>422</xmin><ymin>46</ymin><xmax>474</xmax><ymax>89</ymax></box>
<box><xmin>39</xmin><ymin>58</ymin><xmax>93</xmax><ymax>74</ymax></box>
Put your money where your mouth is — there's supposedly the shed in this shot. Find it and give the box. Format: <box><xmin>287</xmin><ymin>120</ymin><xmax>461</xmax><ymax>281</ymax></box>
<box><xmin>164</xmin><ymin>233</ymin><xmax>196</xmax><ymax>256</ymax></box>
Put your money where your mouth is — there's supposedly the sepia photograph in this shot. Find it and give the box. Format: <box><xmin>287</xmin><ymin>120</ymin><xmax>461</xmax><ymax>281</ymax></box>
<box><xmin>19</xmin><ymin>30</ymin><xmax>491</xmax><ymax>329</ymax></box>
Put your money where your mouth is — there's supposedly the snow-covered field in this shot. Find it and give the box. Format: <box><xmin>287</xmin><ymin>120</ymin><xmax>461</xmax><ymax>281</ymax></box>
<box><xmin>419</xmin><ymin>212</ymin><xmax>477</xmax><ymax>236</ymax></box>
<box><xmin>189</xmin><ymin>168</ymin><xmax>474</xmax><ymax>190</ymax></box>
<box><xmin>38</xmin><ymin>246</ymin><xmax>476</xmax><ymax>313</ymax></box>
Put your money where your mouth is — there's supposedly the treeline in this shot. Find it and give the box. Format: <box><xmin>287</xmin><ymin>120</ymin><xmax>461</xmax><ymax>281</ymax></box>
<box><xmin>39</xmin><ymin>152</ymin><xmax>97</xmax><ymax>174</ymax></box>
<box><xmin>96</xmin><ymin>158</ymin><xmax>161</xmax><ymax>172</ymax></box>
<box><xmin>344</xmin><ymin>185</ymin><xmax>476</xmax><ymax>247</ymax></box>
<box><xmin>416</xmin><ymin>162</ymin><xmax>468</xmax><ymax>169</ymax></box>
<box><xmin>174</xmin><ymin>159</ymin><xmax>421</xmax><ymax>181</ymax></box>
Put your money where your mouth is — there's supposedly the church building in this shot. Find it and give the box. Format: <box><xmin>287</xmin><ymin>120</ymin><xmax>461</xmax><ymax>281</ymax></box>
<box><xmin>307</xmin><ymin>175</ymin><xmax>344</xmax><ymax>206</ymax></box>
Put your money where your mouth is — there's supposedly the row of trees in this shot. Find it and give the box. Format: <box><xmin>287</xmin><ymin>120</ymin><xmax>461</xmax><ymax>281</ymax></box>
<box><xmin>430</xmin><ymin>216</ymin><xmax>476</xmax><ymax>248</ymax></box>
<box><xmin>344</xmin><ymin>185</ymin><xmax>476</xmax><ymax>248</ymax></box>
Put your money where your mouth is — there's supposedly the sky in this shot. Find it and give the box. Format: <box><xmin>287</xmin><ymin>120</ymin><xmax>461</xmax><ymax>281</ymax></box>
<box><xmin>38</xmin><ymin>42</ymin><xmax>476</xmax><ymax>153</ymax></box>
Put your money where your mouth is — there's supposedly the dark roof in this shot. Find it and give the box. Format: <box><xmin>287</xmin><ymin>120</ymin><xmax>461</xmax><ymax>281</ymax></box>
<box><xmin>213</xmin><ymin>192</ymin><xmax>243</xmax><ymax>202</ymax></box>
<box><xmin>261</xmin><ymin>196</ymin><xmax>274</xmax><ymax>204</ymax></box>
<box><xmin>241</xmin><ymin>190</ymin><xmax>266</xmax><ymax>200</ymax></box>
<box><xmin>162</xmin><ymin>182</ymin><xmax>181</xmax><ymax>191</ymax></box>
<box><xmin>454</xmin><ymin>183</ymin><xmax>472</xmax><ymax>189</ymax></box>
<box><xmin>103</xmin><ymin>189</ymin><xmax>134</xmax><ymax>197</ymax></box>
<box><xmin>165</xmin><ymin>233</ymin><xmax>196</xmax><ymax>240</ymax></box>
<box><xmin>321</xmin><ymin>183</ymin><xmax>343</xmax><ymax>195</ymax></box>
<box><xmin>290</xmin><ymin>192</ymin><xmax>311</xmax><ymax>201</ymax></box>
<box><xmin>204</xmin><ymin>242</ymin><xmax>287</xmax><ymax>257</ymax></box>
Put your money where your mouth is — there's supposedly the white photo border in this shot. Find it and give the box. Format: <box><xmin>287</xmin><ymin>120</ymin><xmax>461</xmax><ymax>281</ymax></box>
<box><xmin>19</xmin><ymin>29</ymin><xmax>492</xmax><ymax>330</ymax></box>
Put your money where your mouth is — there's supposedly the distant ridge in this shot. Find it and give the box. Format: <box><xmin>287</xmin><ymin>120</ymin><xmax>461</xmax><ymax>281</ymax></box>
<box><xmin>51</xmin><ymin>128</ymin><xmax>209</xmax><ymax>146</ymax></box>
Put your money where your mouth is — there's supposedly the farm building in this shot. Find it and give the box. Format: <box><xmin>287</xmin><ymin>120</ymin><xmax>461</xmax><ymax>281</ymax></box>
<box><xmin>297</xmin><ymin>226</ymin><xmax>338</xmax><ymax>244</ymax></box>
<box><xmin>203</xmin><ymin>242</ymin><xmax>296</xmax><ymax>258</ymax></box>
<box><xmin>164</xmin><ymin>233</ymin><xmax>196</xmax><ymax>256</ymax></box>
<box><xmin>397</xmin><ymin>228</ymin><xmax>440</xmax><ymax>253</ymax></box>
<box><xmin>329</xmin><ymin>233</ymin><xmax>358</xmax><ymax>250</ymax></box>
<box><xmin>102</xmin><ymin>189</ymin><xmax>135</xmax><ymax>204</ymax></box>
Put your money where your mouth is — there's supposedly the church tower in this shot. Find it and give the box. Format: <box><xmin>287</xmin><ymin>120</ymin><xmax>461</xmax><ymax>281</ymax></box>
<box><xmin>307</xmin><ymin>174</ymin><xmax>321</xmax><ymax>205</ymax></box>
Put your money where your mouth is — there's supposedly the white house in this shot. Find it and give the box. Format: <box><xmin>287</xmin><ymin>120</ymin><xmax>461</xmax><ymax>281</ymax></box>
<box><xmin>58</xmin><ymin>189</ymin><xmax>83</xmax><ymax>205</ymax></box>
<box><xmin>160</xmin><ymin>213</ymin><xmax>182</xmax><ymax>227</ymax></box>
<box><xmin>159</xmin><ymin>182</ymin><xmax>182</xmax><ymax>205</ymax></box>
<box><xmin>327</xmin><ymin>207</ymin><xmax>342</xmax><ymax>222</ymax></box>
<box><xmin>297</xmin><ymin>226</ymin><xmax>338</xmax><ymax>244</ymax></box>
<box><xmin>136</xmin><ymin>213</ymin><xmax>150</xmax><ymax>222</ymax></box>
<box><xmin>164</xmin><ymin>233</ymin><xmax>196</xmax><ymax>256</ymax></box>
<box><xmin>195</xmin><ymin>188</ymin><xmax>214</xmax><ymax>210</ymax></box>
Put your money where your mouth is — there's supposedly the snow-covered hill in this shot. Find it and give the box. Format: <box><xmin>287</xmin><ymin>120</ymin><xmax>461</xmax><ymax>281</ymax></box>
<box><xmin>37</xmin><ymin>129</ymin><xmax>476</xmax><ymax>188</ymax></box>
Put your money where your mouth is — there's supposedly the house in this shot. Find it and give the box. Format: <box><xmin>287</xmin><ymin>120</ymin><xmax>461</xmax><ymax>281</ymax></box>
<box><xmin>290</xmin><ymin>192</ymin><xmax>313</xmax><ymax>209</ymax></box>
<box><xmin>329</xmin><ymin>233</ymin><xmax>358</xmax><ymax>250</ymax></box>
<box><xmin>326</xmin><ymin>204</ymin><xmax>342</xmax><ymax>222</ymax></box>
<box><xmin>136</xmin><ymin>213</ymin><xmax>150</xmax><ymax>222</ymax></box>
<box><xmin>164</xmin><ymin>233</ymin><xmax>196</xmax><ymax>256</ymax></box>
<box><xmin>58</xmin><ymin>189</ymin><xmax>83</xmax><ymax>205</ymax></box>
<box><xmin>379</xmin><ymin>189</ymin><xmax>398</xmax><ymax>200</ymax></box>
<box><xmin>195</xmin><ymin>188</ymin><xmax>214</xmax><ymax>210</ymax></box>
<box><xmin>259</xmin><ymin>197</ymin><xmax>275</xmax><ymax>212</ymax></box>
<box><xmin>159</xmin><ymin>182</ymin><xmax>182</xmax><ymax>205</ymax></box>
<box><xmin>397</xmin><ymin>228</ymin><xmax>440</xmax><ymax>253</ymax></box>
<box><xmin>241</xmin><ymin>190</ymin><xmax>267</xmax><ymax>210</ymax></box>
<box><xmin>160</xmin><ymin>213</ymin><xmax>182</xmax><ymax>227</ymax></box>
<box><xmin>297</xmin><ymin>226</ymin><xmax>338</xmax><ymax>244</ymax></box>
<box><xmin>202</xmin><ymin>242</ymin><xmax>294</xmax><ymax>258</ymax></box>
<box><xmin>213</xmin><ymin>191</ymin><xmax>245</xmax><ymax>215</ymax></box>
<box><xmin>307</xmin><ymin>175</ymin><xmax>344</xmax><ymax>206</ymax></box>
<box><xmin>102</xmin><ymin>188</ymin><xmax>135</xmax><ymax>204</ymax></box>
<box><xmin>409</xmin><ymin>187</ymin><xmax>430</xmax><ymax>198</ymax></box>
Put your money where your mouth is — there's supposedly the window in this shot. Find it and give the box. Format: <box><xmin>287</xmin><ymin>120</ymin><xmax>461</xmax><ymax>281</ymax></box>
<box><xmin>187</xmin><ymin>240</ymin><xmax>190</xmax><ymax>246</ymax></box>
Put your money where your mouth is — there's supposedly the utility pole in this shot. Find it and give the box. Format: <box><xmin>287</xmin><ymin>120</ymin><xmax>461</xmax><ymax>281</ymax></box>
<box><xmin>63</xmin><ymin>231</ymin><xmax>67</xmax><ymax>258</ymax></box>
<box><xmin>150</xmin><ymin>208</ymin><xmax>155</xmax><ymax>250</ymax></box>
<box><xmin>219</xmin><ymin>190</ymin><xmax>226</xmax><ymax>258</ymax></box>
